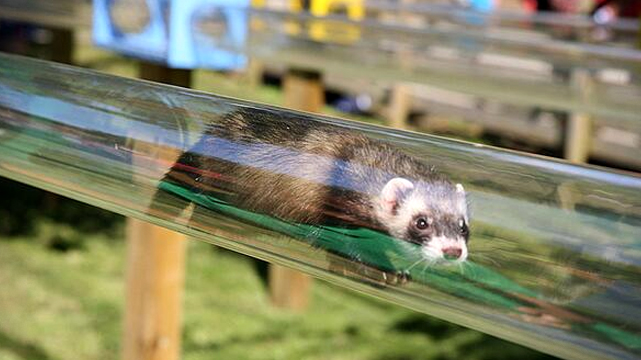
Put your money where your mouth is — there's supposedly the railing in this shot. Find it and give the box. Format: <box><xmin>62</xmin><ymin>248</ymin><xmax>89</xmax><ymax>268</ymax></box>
<box><xmin>1</xmin><ymin>53</ymin><xmax>640</xmax><ymax>360</ymax></box>
<box><xmin>238</xmin><ymin>8</ymin><xmax>641</xmax><ymax>122</ymax></box>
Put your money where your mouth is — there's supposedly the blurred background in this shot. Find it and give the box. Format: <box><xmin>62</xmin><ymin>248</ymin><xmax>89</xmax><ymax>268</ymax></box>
<box><xmin>1</xmin><ymin>0</ymin><xmax>640</xmax><ymax>359</ymax></box>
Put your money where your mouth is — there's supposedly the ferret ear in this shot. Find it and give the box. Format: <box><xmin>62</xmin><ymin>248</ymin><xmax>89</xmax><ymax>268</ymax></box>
<box><xmin>380</xmin><ymin>178</ymin><xmax>414</xmax><ymax>214</ymax></box>
<box><xmin>456</xmin><ymin>183</ymin><xmax>465</xmax><ymax>195</ymax></box>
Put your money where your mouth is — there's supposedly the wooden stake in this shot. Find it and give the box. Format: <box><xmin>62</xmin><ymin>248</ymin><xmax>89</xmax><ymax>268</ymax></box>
<box><xmin>387</xmin><ymin>83</ymin><xmax>412</xmax><ymax>130</ymax></box>
<box><xmin>267</xmin><ymin>68</ymin><xmax>324</xmax><ymax>311</ymax></box>
<box><xmin>283</xmin><ymin>68</ymin><xmax>324</xmax><ymax>112</ymax></box>
<box><xmin>246</xmin><ymin>59</ymin><xmax>264</xmax><ymax>89</ymax></box>
<box><xmin>121</xmin><ymin>62</ymin><xmax>191</xmax><ymax>360</ymax></box>
<box><xmin>564</xmin><ymin>69</ymin><xmax>593</xmax><ymax>164</ymax></box>
<box><xmin>268</xmin><ymin>264</ymin><xmax>313</xmax><ymax>311</ymax></box>
<box><xmin>122</xmin><ymin>219</ymin><xmax>187</xmax><ymax>360</ymax></box>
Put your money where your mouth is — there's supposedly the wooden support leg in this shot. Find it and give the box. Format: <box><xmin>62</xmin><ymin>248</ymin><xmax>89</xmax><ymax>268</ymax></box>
<box><xmin>564</xmin><ymin>69</ymin><xmax>593</xmax><ymax>164</ymax></box>
<box><xmin>387</xmin><ymin>83</ymin><xmax>412</xmax><ymax>130</ymax></box>
<box><xmin>266</xmin><ymin>68</ymin><xmax>324</xmax><ymax>310</ymax></box>
<box><xmin>122</xmin><ymin>219</ymin><xmax>187</xmax><ymax>360</ymax></box>
<box><xmin>246</xmin><ymin>59</ymin><xmax>264</xmax><ymax>89</ymax></box>
<box><xmin>121</xmin><ymin>62</ymin><xmax>192</xmax><ymax>360</ymax></box>
<box><xmin>283</xmin><ymin>68</ymin><xmax>324</xmax><ymax>112</ymax></box>
<box><xmin>564</xmin><ymin>112</ymin><xmax>592</xmax><ymax>164</ymax></box>
<box><xmin>268</xmin><ymin>264</ymin><xmax>312</xmax><ymax>311</ymax></box>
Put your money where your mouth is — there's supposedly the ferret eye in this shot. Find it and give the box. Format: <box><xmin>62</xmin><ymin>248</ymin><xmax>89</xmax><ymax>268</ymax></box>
<box><xmin>415</xmin><ymin>217</ymin><xmax>430</xmax><ymax>230</ymax></box>
<box><xmin>458</xmin><ymin>220</ymin><xmax>469</xmax><ymax>235</ymax></box>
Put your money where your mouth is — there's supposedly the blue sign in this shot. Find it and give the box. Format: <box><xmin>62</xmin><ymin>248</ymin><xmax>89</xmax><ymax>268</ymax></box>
<box><xmin>93</xmin><ymin>0</ymin><xmax>248</xmax><ymax>70</ymax></box>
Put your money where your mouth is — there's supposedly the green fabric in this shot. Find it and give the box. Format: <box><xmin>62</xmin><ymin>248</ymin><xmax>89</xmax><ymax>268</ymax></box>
<box><xmin>591</xmin><ymin>323</ymin><xmax>641</xmax><ymax>350</ymax></box>
<box><xmin>160</xmin><ymin>181</ymin><xmax>535</xmax><ymax>307</ymax></box>
<box><xmin>159</xmin><ymin>181</ymin><xmax>641</xmax><ymax>351</ymax></box>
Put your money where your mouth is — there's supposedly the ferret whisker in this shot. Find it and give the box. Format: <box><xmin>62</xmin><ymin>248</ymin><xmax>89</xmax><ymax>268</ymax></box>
<box><xmin>462</xmin><ymin>261</ymin><xmax>478</xmax><ymax>278</ymax></box>
<box><xmin>428</xmin><ymin>258</ymin><xmax>440</xmax><ymax>270</ymax></box>
<box><xmin>470</xmin><ymin>253</ymin><xmax>501</xmax><ymax>268</ymax></box>
<box><xmin>471</xmin><ymin>249</ymin><xmax>505</xmax><ymax>259</ymax></box>
<box><xmin>406</xmin><ymin>258</ymin><xmax>425</xmax><ymax>272</ymax></box>
<box><xmin>420</xmin><ymin>262</ymin><xmax>432</xmax><ymax>275</ymax></box>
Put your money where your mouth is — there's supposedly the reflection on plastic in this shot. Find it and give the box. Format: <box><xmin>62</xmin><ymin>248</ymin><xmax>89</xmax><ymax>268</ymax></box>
<box><xmin>1</xmin><ymin>54</ymin><xmax>641</xmax><ymax>360</ymax></box>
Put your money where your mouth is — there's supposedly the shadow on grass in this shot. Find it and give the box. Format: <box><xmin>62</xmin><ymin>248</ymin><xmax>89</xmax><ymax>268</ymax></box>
<box><xmin>76</xmin><ymin>55</ymin><xmax>134</xmax><ymax>70</ymax></box>
<box><xmin>0</xmin><ymin>329</ymin><xmax>53</xmax><ymax>360</ymax></box>
<box><xmin>0</xmin><ymin>177</ymin><xmax>123</xmax><ymax>238</ymax></box>
<box><xmin>455</xmin><ymin>334</ymin><xmax>558</xmax><ymax>360</ymax></box>
<box><xmin>393</xmin><ymin>314</ymin><xmax>460</xmax><ymax>341</ymax></box>
<box><xmin>252</xmin><ymin>258</ymin><xmax>270</xmax><ymax>288</ymax></box>
<box><xmin>391</xmin><ymin>314</ymin><xmax>558</xmax><ymax>360</ymax></box>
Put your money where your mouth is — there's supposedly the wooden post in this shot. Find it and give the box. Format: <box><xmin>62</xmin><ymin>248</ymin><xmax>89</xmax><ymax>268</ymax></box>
<box><xmin>246</xmin><ymin>59</ymin><xmax>264</xmax><ymax>89</ymax></box>
<box><xmin>266</xmin><ymin>68</ymin><xmax>323</xmax><ymax>311</ymax></box>
<box><xmin>121</xmin><ymin>62</ymin><xmax>191</xmax><ymax>360</ymax></box>
<box><xmin>282</xmin><ymin>68</ymin><xmax>324</xmax><ymax>112</ymax></box>
<box><xmin>387</xmin><ymin>83</ymin><xmax>412</xmax><ymax>130</ymax></box>
<box><xmin>122</xmin><ymin>219</ymin><xmax>187</xmax><ymax>360</ymax></box>
<box><xmin>268</xmin><ymin>264</ymin><xmax>313</xmax><ymax>310</ymax></box>
<box><xmin>557</xmin><ymin>181</ymin><xmax>580</xmax><ymax>211</ymax></box>
<box><xmin>564</xmin><ymin>69</ymin><xmax>593</xmax><ymax>164</ymax></box>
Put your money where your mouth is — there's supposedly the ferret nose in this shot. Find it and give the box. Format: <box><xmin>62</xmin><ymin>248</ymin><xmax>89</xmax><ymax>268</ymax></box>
<box><xmin>443</xmin><ymin>247</ymin><xmax>462</xmax><ymax>260</ymax></box>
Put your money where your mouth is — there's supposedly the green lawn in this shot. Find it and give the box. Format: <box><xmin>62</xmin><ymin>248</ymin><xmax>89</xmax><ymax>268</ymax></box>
<box><xmin>0</xmin><ymin>217</ymin><xmax>556</xmax><ymax>360</ymax></box>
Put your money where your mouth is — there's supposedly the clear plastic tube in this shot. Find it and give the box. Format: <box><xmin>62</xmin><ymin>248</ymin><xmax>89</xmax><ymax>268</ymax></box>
<box><xmin>1</xmin><ymin>53</ymin><xmax>641</xmax><ymax>360</ymax></box>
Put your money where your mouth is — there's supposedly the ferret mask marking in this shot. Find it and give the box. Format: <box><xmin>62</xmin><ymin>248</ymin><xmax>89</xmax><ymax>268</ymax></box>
<box><xmin>379</xmin><ymin>178</ymin><xmax>469</xmax><ymax>262</ymax></box>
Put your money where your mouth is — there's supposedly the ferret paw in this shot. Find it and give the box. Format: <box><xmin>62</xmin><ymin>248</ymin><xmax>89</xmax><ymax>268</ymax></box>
<box><xmin>397</xmin><ymin>270</ymin><xmax>412</xmax><ymax>285</ymax></box>
<box><xmin>383</xmin><ymin>270</ymin><xmax>411</xmax><ymax>286</ymax></box>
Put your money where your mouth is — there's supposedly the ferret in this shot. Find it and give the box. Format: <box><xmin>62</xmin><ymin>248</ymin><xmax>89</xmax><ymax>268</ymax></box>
<box><xmin>154</xmin><ymin>107</ymin><xmax>470</xmax><ymax>265</ymax></box>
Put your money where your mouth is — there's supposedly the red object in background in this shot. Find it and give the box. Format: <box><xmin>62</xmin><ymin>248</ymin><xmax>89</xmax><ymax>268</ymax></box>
<box><xmin>523</xmin><ymin>0</ymin><xmax>537</xmax><ymax>12</ymax></box>
<box><xmin>550</xmin><ymin>0</ymin><xmax>580</xmax><ymax>12</ymax></box>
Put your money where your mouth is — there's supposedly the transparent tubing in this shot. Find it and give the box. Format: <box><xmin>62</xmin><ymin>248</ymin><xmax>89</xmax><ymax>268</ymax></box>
<box><xmin>1</xmin><ymin>53</ymin><xmax>641</xmax><ymax>360</ymax></box>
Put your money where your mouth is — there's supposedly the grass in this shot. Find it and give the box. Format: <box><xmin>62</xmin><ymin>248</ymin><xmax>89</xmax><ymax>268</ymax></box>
<box><xmin>0</xmin><ymin>219</ymin><xmax>556</xmax><ymax>360</ymax></box>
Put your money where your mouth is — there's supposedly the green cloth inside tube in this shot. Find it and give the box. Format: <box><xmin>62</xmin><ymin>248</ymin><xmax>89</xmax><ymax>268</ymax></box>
<box><xmin>159</xmin><ymin>180</ymin><xmax>536</xmax><ymax>307</ymax></box>
<box><xmin>158</xmin><ymin>181</ymin><xmax>641</xmax><ymax>350</ymax></box>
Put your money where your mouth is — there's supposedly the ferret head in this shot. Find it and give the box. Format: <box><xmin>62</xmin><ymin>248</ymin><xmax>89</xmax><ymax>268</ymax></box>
<box><xmin>376</xmin><ymin>177</ymin><xmax>470</xmax><ymax>263</ymax></box>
